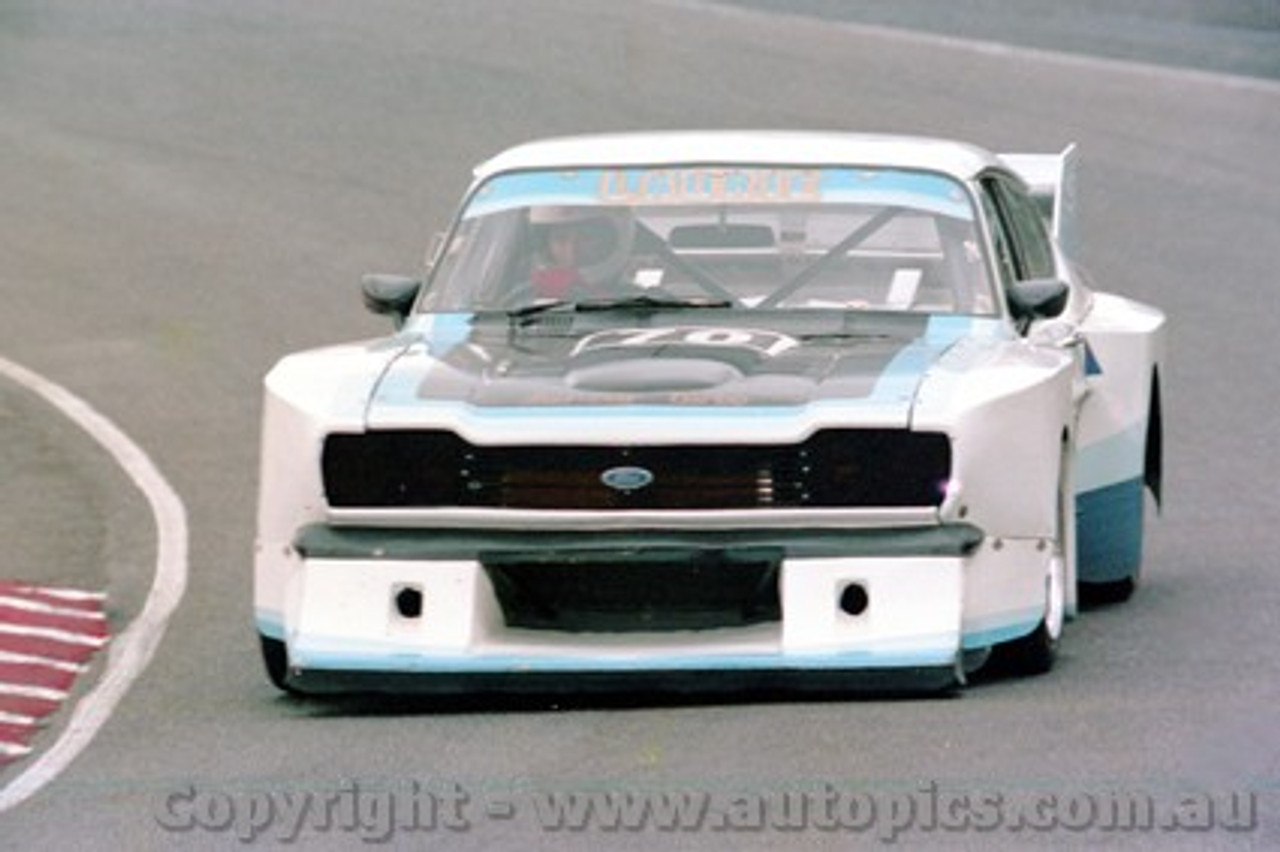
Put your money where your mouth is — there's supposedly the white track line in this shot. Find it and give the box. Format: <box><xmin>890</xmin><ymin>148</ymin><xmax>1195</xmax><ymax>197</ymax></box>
<box><xmin>0</xmin><ymin>684</ymin><xmax>68</xmax><ymax>702</ymax></box>
<box><xmin>0</xmin><ymin>584</ymin><xmax>106</xmax><ymax>602</ymax></box>
<box><xmin>0</xmin><ymin>356</ymin><xmax>188</xmax><ymax>812</ymax></box>
<box><xmin>0</xmin><ymin>652</ymin><xmax>86</xmax><ymax>674</ymax></box>
<box><xmin>0</xmin><ymin>624</ymin><xmax>107</xmax><ymax>647</ymax></box>
<box><xmin>0</xmin><ymin>595</ymin><xmax>107</xmax><ymax>621</ymax></box>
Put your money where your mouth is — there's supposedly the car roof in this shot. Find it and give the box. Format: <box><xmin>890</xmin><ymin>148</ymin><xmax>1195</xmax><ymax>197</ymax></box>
<box><xmin>474</xmin><ymin>131</ymin><xmax>1004</xmax><ymax>183</ymax></box>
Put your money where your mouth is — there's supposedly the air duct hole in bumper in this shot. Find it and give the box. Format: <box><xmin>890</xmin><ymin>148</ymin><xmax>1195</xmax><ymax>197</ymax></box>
<box><xmin>393</xmin><ymin>584</ymin><xmax>424</xmax><ymax>619</ymax></box>
<box><xmin>839</xmin><ymin>582</ymin><xmax>870</xmax><ymax>617</ymax></box>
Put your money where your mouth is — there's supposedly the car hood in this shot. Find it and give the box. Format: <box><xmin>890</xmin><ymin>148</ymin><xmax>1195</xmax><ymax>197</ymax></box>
<box><xmin>365</xmin><ymin>310</ymin><xmax>1002</xmax><ymax>431</ymax></box>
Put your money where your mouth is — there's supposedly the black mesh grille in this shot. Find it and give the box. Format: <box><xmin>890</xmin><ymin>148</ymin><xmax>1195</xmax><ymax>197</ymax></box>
<box><xmin>323</xmin><ymin>429</ymin><xmax>950</xmax><ymax>510</ymax></box>
<box><xmin>483</xmin><ymin>549</ymin><xmax>782</xmax><ymax>632</ymax></box>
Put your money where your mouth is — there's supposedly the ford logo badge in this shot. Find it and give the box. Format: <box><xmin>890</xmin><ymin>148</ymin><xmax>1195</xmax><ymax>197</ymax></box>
<box><xmin>601</xmin><ymin>466</ymin><xmax>655</xmax><ymax>492</ymax></box>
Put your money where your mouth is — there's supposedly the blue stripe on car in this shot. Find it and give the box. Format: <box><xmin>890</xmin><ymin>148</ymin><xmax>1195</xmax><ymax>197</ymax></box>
<box><xmin>961</xmin><ymin>611</ymin><xmax>1043</xmax><ymax>649</ymax></box>
<box><xmin>464</xmin><ymin>168</ymin><xmax>975</xmax><ymax>220</ymax></box>
<box><xmin>1076</xmin><ymin>476</ymin><xmax>1145</xmax><ymax>584</ymax></box>
<box><xmin>256</xmin><ymin>610</ymin><xmax>285</xmax><ymax>640</ymax></box>
<box><xmin>289</xmin><ymin>641</ymin><xmax>960</xmax><ymax>673</ymax></box>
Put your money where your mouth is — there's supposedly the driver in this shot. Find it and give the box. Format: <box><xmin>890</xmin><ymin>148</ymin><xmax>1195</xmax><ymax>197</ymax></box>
<box><xmin>528</xmin><ymin>206</ymin><xmax>634</xmax><ymax>299</ymax></box>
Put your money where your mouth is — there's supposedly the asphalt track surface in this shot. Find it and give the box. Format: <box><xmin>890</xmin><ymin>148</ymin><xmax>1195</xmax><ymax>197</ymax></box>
<box><xmin>726</xmin><ymin>0</ymin><xmax>1280</xmax><ymax>81</ymax></box>
<box><xmin>1</xmin><ymin>1</ymin><xmax>1278</xmax><ymax>848</ymax></box>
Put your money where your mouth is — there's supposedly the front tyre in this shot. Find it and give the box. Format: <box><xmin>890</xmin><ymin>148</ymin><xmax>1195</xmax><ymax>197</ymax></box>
<box><xmin>259</xmin><ymin>634</ymin><xmax>297</xmax><ymax>694</ymax></box>
<box><xmin>988</xmin><ymin>554</ymin><xmax>1065</xmax><ymax>676</ymax></box>
<box><xmin>982</xmin><ymin>449</ymin><xmax>1072</xmax><ymax>679</ymax></box>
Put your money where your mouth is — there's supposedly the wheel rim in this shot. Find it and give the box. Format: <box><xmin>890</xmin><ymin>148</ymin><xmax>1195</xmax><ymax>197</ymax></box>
<box><xmin>1046</xmin><ymin>554</ymin><xmax>1066</xmax><ymax>643</ymax></box>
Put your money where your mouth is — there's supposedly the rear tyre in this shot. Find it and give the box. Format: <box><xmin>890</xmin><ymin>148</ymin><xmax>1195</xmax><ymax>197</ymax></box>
<box><xmin>1080</xmin><ymin>576</ymin><xmax>1136</xmax><ymax>606</ymax></box>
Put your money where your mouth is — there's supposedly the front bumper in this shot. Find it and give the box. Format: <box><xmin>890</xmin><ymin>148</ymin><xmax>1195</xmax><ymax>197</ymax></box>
<box><xmin>283</xmin><ymin>662</ymin><xmax>963</xmax><ymax>697</ymax></box>
<box><xmin>257</xmin><ymin>524</ymin><xmax>1025</xmax><ymax>695</ymax></box>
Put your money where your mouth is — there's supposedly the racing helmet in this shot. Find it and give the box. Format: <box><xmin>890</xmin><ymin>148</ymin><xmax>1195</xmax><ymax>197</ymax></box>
<box><xmin>528</xmin><ymin>205</ymin><xmax>635</xmax><ymax>286</ymax></box>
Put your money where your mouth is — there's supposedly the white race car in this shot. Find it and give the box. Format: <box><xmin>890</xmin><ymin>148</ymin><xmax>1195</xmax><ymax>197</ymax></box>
<box><xmin>255</xmin><ymin>132</ymin><xmax>1164</xmax><ymax>695</ymax></box>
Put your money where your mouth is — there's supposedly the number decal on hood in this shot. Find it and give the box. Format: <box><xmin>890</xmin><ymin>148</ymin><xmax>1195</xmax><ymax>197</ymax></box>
<box><xmin>573</xmin><ymin>327</ymin><xmax>799</xmax><ymax>358</ymax></box>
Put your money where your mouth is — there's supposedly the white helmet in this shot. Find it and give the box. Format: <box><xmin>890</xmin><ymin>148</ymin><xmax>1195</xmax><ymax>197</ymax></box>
<box><xmin>528</xmin><ymin>205</ymin><xmax>635</xmax><ymax>285</ymax></box>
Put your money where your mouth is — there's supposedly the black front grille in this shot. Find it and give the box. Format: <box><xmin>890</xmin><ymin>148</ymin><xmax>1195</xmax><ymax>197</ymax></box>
<box><xmin>482</xmin><ymin>549</ymin><xmax>782</xmax><ymax>632</ymax></box>
<box><xmin>322</xmin><ymin>429</ymin><xmax>950</xmax><ymax>510</ymax></box>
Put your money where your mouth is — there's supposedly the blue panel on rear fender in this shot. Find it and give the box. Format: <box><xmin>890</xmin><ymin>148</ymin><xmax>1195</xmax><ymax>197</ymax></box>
<box><xmin>1076</xmin><ymin>477</ymin><xmax>1144</xmax><ymax>583</ymax></box>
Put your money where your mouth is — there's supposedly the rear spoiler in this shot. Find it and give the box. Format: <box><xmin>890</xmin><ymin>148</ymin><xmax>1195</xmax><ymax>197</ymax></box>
<box><xmin>1000</xmin><ymin>144</ymin><xmax>1079</xmax><ymax>259</ymax></box>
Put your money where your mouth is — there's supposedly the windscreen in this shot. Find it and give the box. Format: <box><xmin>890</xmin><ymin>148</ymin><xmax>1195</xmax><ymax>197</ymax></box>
<box><xmin>422</xmin><ymin>166</ymin><xmax>995</xmax><ymax>315</ymax></box>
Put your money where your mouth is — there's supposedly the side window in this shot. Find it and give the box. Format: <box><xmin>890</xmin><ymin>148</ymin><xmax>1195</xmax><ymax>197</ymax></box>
<box><xmin>984</xmin><ymin>176</ymin><xmax>1057</xmax><ymax>281</ymax></box>
<box><xmin>979</xmin><ymin>184</ymin><xmax>1018</xmax><ymax>289</ymax></box>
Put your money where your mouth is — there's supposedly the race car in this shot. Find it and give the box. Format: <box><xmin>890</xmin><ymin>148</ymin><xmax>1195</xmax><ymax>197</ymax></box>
<box><xmin>254</xmin><ymin>131</ymin><xmax>1164</xmax><ymax>695</ymax></box>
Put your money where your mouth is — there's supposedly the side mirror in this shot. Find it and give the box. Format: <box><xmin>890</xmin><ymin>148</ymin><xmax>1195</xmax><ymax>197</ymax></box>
<box><xmin>361</xmin><ymin>274</ymin><xmax>422</xmax><ymax>329</ymax></box>
<box><xmin>1008</xmin><ymin>278</ymin><xmax>1069</xmax><ymax>330</ymax></box>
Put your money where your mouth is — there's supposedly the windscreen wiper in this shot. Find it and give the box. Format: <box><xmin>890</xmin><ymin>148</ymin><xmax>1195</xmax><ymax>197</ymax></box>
<box><xmin>506</xmin><ymin>300</ymin><xmax>576</xmax><ymax>322</ymax></box>
<box><xmin>574</xmin><ymin>294</ymin><xmax>733</xmax><ymax>312</ymax></box>
<box><xmin>507</xmin><ymin>295</ymin><xmax>730</xmax><ymax>324</ymax></box>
